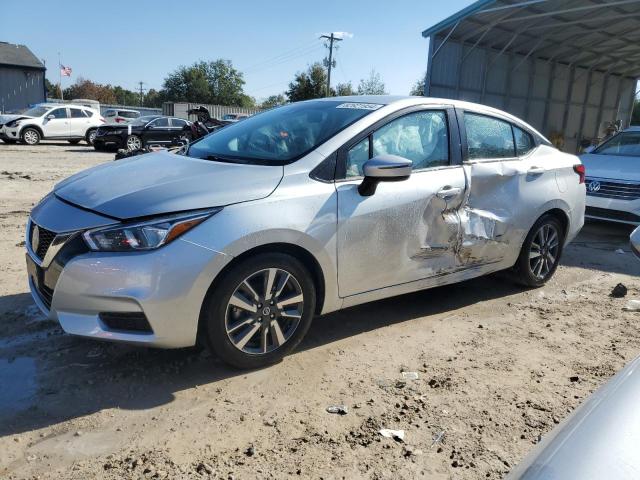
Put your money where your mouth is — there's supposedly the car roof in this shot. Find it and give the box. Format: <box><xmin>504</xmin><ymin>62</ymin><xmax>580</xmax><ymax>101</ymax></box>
<box><xmin>312</xmin><ymin>95</ymin><xmax>547</xmax><ymax>142</ymax></box>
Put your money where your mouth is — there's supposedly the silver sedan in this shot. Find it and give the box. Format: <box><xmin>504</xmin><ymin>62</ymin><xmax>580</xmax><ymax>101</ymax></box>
<box><xmin>25</xmin><ymin>96</ymin><xmax>585</xmax><ymax>368</ymax></box>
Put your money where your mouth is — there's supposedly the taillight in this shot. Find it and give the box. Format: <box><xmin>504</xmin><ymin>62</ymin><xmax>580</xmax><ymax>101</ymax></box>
<box><xmin>100</xmin><ymin>117</ymin><xmax>106</xmax><ymax>123</ymax></box>
<box><xmin>573</xmin><ymin>164</ymin><xmax>585</xmax><ymax>184</ymax></box>
<box><xmin>115</xmin><ymin>117</ymin><xmax>125</xmax><ymax>123</ymax></box>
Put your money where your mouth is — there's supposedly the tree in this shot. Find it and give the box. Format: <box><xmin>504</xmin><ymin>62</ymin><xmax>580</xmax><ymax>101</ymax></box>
<box><xmin>161</xmin><ymin>59</ymin><xmax>248</xmax><ymax>106</ymax></box>
<box><xmin>286</xmin><ymin>63</ymin><xmax>328</xmax><ymax>102</ymax></box>
<box><xmin>44</xmin><ymin>78</ymin><xmax>62</xmax><ymax>99</ymax></box>
<box><xmin>357</xmin><ymin>69</ymin><xmax>387</xmax><ymax>95</ymax></box>
<box><xmin>144</xmin><ymin>88</ymin><xmax>164</xmax><ymax>108</ymax></box>
<box><xmin>63</xmin><ymin>77</ymin><xmax>117</xmax><ymax>104</ymax></box>
<box><xmin>260</xmin><ymin>94</ymin><xmax>287</xmax><ymax>109</ymax></box>
<box><xmin>410</xmin><ymin>74</ymin><xmax>426</xmax><ymax>96</ymax></box>
<box><xmin>335</xmin><ymin>82</ymin><xmax>355</xmax><ymax>96</ymax></box>
<box><xmin>632</xmin><ymin>98</ymin><xmax>640</xmax><ymax>125</ymax></box>
<box><xmin>111</xmin><ymin>85</ymin><xmax>139</xmax><ymax>106</ymax></box>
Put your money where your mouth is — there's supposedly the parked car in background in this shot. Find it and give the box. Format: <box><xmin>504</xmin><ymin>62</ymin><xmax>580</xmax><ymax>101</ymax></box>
<box><xmin>25</xmin><ymin>96</ymin><xmax>584</xmax><ymax>368</ymax></box>
<box><xmin>93</xmin><ymin>115</ymin><xmax>191</xmax><ymax>151</ymax></box>
<box><xmin>0</xmin><ymin>104</ymin><xmax>104</xmax><ymax>145</ymax></box>
<box><xmin>581</xmin><ymin>127</ymin><xmax>640</xmax><ymax>225</ymax></box>
<box><xmin>103</xmin><ymin>108</ymin><xmax>140</xmax><ymax>125</ymax></box>
<box><xmin>221</xmin><ymin>113</ymin><xmax>249</xmax><ymax>124</ymax></box>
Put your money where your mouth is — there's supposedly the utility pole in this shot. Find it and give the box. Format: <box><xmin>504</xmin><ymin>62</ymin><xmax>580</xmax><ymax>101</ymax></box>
<box><xmin>320</xmin><ymin>33</ymin><xmax>342</xmax><ymax>97</ymax></box>
<box><xmin>137</xmin><ymin>81</ymin><xmax>146</xmax><ymax>106</ymax></box>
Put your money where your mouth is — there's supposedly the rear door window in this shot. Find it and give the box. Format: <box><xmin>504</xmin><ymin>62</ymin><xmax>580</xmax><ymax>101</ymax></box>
<box><xmin>70</xmin><ymin>108</ymin><xmax>84</xmax><ymax>118</ymax></box>
<box><xmin>513</xmin><ymin>126</ymin><xmax>535</xmax><ymax>156</ymax></box>
<box><xmin>464</xmin><ymin>113</ymin><xmax>515</xmax><ymax>160</ymax></box>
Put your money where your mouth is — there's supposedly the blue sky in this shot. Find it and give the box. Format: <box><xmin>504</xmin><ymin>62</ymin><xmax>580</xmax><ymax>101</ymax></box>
<box><xmin>3</xmin><ymin>0</ymin><xmax>473</xmax><ymax>101</ymax></box>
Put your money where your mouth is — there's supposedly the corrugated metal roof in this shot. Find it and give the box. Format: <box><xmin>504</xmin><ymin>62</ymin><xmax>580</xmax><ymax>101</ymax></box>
<box><xmin>0</xmin><ymin>42</ymin><xmax>45</xmax><ymax>69</ymax></box>
<box><xmin>422</xmin><ymin>0</ymin><xmax>640</xmax><ymax>78</ymax></box>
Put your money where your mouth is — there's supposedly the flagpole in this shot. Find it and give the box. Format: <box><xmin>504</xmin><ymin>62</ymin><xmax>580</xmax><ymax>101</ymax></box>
<box><xmin>58</xmin><ymin>52</ymin><xmax>63</xmax><ymax>100</ymax></box>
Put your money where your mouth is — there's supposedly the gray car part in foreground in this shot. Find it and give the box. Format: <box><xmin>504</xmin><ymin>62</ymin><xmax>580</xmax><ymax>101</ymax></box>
<box><xmin>507</xmin><ymin>354</ymin><xmax>640</xmax><ymax>479</ymax></box>
<box><xmin>25</xmin><ymin>96</ymin><xmax>585</xmax><ymax>367</ymax></box>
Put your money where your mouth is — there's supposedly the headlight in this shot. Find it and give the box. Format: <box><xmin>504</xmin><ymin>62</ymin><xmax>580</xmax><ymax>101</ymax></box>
<box><xmin>7</xmin><ymin>120</ymin><xmax>20</xmax><ymax>128</ymax></box>
<box><xmin>83</xmin><ymin>208</ymin><xmax>220</xmax><ymax>252</ymax></box>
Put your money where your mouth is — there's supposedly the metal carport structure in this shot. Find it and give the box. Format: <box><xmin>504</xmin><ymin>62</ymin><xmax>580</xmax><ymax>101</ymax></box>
<box><xmin>422</xmin><ymin>0</ymin><xmax>640</xmax><ymax>152</ymax></box>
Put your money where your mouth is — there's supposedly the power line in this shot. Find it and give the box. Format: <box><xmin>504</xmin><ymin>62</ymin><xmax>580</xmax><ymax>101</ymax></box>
<box><xmin>241</xmin><ymin>40</ymin><xmax>319</xmax><ymax>73</ymax></box>
<box><xmin>243</xmin><ymin>44</ymin><xmax>324</xmax><ymax>75</ymax></box>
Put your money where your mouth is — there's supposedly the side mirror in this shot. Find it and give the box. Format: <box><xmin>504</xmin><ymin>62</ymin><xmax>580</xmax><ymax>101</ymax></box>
<box><xmin>46</xmin><ymin>114</ymin><xmax>55</xmax><ymax>120</ymax></box>
<box><xmin>358</xmin><ymin>154</ymin><xmax>412</xmax><ymax>196</ymax></box>
<box><xmin>583</xmin><ymin>145</ymin><xmax>596</xmax><ymax>154</ymax></box>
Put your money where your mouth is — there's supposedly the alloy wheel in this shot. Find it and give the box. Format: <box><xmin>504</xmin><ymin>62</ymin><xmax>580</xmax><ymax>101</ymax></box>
<box><xmin>126</xmin><ymin>135</ymin><xmax>142</xmax><ymax>151</ymax></box>
<box><xmin>225</xmin><ymin>268</ymin><xmax>304</xmax><ymax>355</ymax></box>
<box><xmin>88</xmin><ymin>130</ymin><xmax>97</xmax><ymax>145</ymax></box>
<box><xmin>528</xmin><ymin>223</ymin><xmax>560</xmax><ymax>280</ymax></box>
<box><xmin>23</xmin><ymin>130</ymin><xmax>39</xmax><ymax>145</ymax></box>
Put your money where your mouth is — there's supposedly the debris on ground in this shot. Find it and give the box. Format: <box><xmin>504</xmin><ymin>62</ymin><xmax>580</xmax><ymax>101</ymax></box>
<box><xmin>379</xmin><ymin>429</ymin><xmax>405</xmax><ymax>442</ymax></box>
<box><xmin>326</xmin><ymin>405</ymin><xmax>348</xmax><ymax>415</ymax></box>
<box><xmin>615</xmin><ymin>248</ymin><xmax>626</xmax><ymax>254</ymax></box>
<box><xmin>401</xmin><ymin>371</ymin><xmax>419</xmax><ymax>380</ymax></box>
<box><xmin>623</xmin><ymin>300</ymin><xmax>640</xmax><ymax>311</ymax></box>
<box><xmin>569</xmin><ymin>376</ymin><xmax>580</xmax><ymax>382</ymax></box>
<box><xmin>610</xmin><ymin>283</ymin><xmax>628</xmax><ymax>298</ymax></box>
<box><xmin>431</xmin><ymin>430</ymin><xmax>446</xmax><ymax>447</ymax></box>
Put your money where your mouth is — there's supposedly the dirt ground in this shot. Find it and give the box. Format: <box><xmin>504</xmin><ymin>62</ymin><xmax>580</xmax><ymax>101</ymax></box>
<box><xmin>1</xmin><ymin>142</ymin><xmax>640</xmax><ymax>480</ymax></box>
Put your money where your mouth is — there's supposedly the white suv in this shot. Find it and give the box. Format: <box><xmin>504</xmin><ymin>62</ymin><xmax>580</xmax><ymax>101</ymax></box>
<box><xmin>0</xmin><ymin>104</ymin><xmax>105</xmax><ymax>145</ymax></box>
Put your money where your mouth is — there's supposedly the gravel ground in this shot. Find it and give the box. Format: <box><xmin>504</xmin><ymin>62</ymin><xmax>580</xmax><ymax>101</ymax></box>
<box><xmin>1</xmin><ymin>142</ymin><xmax>639</xmax><ymax>479</ymax></box>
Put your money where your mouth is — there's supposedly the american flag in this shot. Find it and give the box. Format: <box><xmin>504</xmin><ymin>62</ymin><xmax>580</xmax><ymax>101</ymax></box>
<box><xmin>60</xmin><ymin>64</ymin><xmax>72</xmax><ymax>77</ymax></box>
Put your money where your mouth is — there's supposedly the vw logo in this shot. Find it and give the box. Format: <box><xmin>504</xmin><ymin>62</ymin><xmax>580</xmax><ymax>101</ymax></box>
<box><xmin>588</xmin><ymin>181</ymin><xmax>601</xmax><ymax>193</ymax></box>
<box><xmin>31</xmin><ymin>225</ymin><xmax>40</xmax><ymax>253</ymax></box>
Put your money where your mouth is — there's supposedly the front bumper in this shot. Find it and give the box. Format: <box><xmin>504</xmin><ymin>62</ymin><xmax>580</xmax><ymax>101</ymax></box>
<box><xmin>1</xmin><ymin>125</ymin><xmax>20</xmax><ymax>140</ymax></box>
<box><xmin>26</xmin><ymin>197</ymin><xmax>230</xmax><ymax>348</ymax></box>
<box><xmin>94</xmin><ymin>132</ymin><xmax>125</xmax><ymax>149</ymax></box>
<box><xmin>585</xmin><ymin>194</ymin><xmax>640</xmax><ymax>225</ymax></box>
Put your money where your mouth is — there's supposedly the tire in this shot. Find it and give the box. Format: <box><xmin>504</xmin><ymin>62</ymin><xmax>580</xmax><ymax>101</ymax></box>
<box><xmin>85</xmin><ymin>129</ymin><xmax>97</xmax><ymax>146</ymax></box>
<box><xmin>21</xmin><ymin>128</ymin><xmax>41</xmax><ymax>145</ymax></box>
<box><xmin>68</xmin><ymin>139</ymin><xmax>81</xmax><ymax>145</ymax></box>
<box><xmin>512</xmin><ymin>214</ymin><xmax>565</xmax><ymax>287</ymax></box>
<box><xmin>203</xmin><ymin>253</ymin><xmax>316</xmax><ymax>369</ymax></box>
<box><xmin>1</xmin><ymin>139</ymin><xmax>17</xmax><ymax>144</ymax></box>
<box><xmin>126</xmin><ymin>135</ymin><xmax>143</xmax><ymax>151</ymax></box>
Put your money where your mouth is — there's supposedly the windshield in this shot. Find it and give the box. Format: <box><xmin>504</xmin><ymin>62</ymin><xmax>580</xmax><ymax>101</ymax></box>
<box><xmin>131</xmin><ymin>115</ymin><xmax>160</xmax><ymax>126</ymax></box>
<box><xmin>594</xmin><ymin>131</ymin><xmax>640</xmax><ymax>157</ymax></box>
<box><xmin>188</xmin><ymin>100</ymin><xmax>381</xmax><ymax>164</ymax></box>
<box><xmin>22</xmin><ymin>106</ymin><xmax>49</xmax><ymax>117</ymax></box>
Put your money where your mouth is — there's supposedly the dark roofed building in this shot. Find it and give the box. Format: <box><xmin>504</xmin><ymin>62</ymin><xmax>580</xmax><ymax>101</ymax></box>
<box><xmin>0</xmin><ymin>42</ymin><xmax>46</xmax><ymax>113</ymax></box>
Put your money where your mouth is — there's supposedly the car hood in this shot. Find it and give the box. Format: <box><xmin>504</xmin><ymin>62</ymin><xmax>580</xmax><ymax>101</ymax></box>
<box><xmin>0</xmin><ymin>114</ymin><xmax>31</xmax><ymax>125</ymax></box>
<box><xmin>54</xmin><ymin>150</ymin><xmax>284</xmax><ymax>220</ymax></box>
<box><xmin>580</xmin><ymin>153</ymin><xmax>640</xmax><ymax>182</ymax></box>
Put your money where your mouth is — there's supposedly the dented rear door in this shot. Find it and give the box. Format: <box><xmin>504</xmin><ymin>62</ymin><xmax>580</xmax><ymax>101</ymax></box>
<box><xmin>336</xmin><ymin>106</ymin><xmax>467</xmax><ymax>297</ymax></box>
<box><xmin>456</xmin><ymin>110</ymin><xmax>548</xmax><ymax>267</ymax></box>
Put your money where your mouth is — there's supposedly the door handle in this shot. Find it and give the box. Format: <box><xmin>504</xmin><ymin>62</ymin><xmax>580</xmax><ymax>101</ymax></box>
<box><xmin>528</xmin><ymin>166</ymin><xmax>545</xmax><ymax>174</ymax></box>
<box><xmin>436</xmin><ymin>186</ymin><xmax>462</xmax><ymax>199</ymax></box>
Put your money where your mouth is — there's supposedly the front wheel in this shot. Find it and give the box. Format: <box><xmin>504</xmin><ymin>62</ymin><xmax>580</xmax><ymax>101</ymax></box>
<box><xmin>512</xmin><ymin>214</ymin><xmax>564</xmax><ymax>287</ymax></box>
<box><xmin>126</xmin><ymin>134</ymin><xmax>142</xmax><ymax>151</ymax></box>
<box><xmin>21</xmin><ymin>128</ymin><xmax>41</xmax><ymax>145</ymax></box>
<box><xmin>202</xmin><ymin>253</ymin><xmax>316</xmax><ymax>369</ymax></box>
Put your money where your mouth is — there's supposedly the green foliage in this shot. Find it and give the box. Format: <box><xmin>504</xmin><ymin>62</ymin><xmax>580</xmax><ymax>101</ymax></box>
<box><xmin>44</xmin><ymin>78</ymin><xmax>62</xmax><ymax>99</ymax></box>
<box><xmin>335</xmin><ymin>82</ymin><xmax>355</xmax><ymax>96</ymax></box>
<box><xmin>63</xmin><ymin>77</ymin><xmax>117</xmax><ymax>104</ymax></box>
<box><xmin>260</xmin><ymin>94</ymin><xmax>287</xmax><ymax>109</ymax></box>
<box><xmin>357</xmin><ymin>69</ymin><xmax>387</xmax><ymax>95</ymax></box>
<box><xmin>286</xmin><ymin>63</ymin><xmax>328</xmax><ymax>102</ymax></box>
<box><xmin>161</xmin><ymin>59</ymin><xmax>247</xmax><ymax>106</ymax></box>
<box><xmin>410</xmin><ymin>75</ymin><xmax>426</xmax><ymax>96</ymax></box>
<box><xmin>632</xmin><ymin>98</ymin><xmax>640</xmax><ymax>125</ymax></box>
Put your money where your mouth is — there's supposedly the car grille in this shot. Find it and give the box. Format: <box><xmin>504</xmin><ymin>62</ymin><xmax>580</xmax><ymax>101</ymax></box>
<box><xmin>30</xmin><ymin>222</ymin><xmax>57</xmax><ymax>261</ymax></box>
<box><xmin>585</xmin><ymin>206</ymin><xmax>640</xmax><ymax>223</ymax></box>
<box><xmin>37</xmin><ymin>282</ymin><xmax>54</xmax><ymax>309</ymax></box>
<box><xmin>585</xmin><ymin>177</ymin><xmax>640</xmax><ymax>200</ymax></box>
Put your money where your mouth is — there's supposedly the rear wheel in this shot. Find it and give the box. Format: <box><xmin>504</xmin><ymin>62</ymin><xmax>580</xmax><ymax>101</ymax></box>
<box><xmin>21</xmin><ymin>128</ymin><xmax>40</xmax><ymax>145</ymax></box>
<box><xmin>203</xmin><ymin>253</ymin><xmax>316</xmax><ymax>369</ymax></box>
<box><xmin>512</xmin><ymin>214</ymin><xmax>564</xmax><ymax>287</ymax></box>
<box><xmin>85</xmin><ymin>129</ymin><xmax>97</xmax><ymax>145</ymax></box>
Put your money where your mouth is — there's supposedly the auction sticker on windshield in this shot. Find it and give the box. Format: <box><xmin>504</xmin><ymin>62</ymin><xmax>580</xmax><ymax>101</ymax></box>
<box><xmin>336</xmin><ymin>103</ymin><xmax>383</xmax><ymax>110</ymax></box>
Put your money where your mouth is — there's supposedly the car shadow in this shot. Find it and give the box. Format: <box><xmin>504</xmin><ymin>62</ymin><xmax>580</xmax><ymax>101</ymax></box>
<box><xmin>561</xmin><ymin>220</ymin><xmax>640</xmax><ymax>275</ymax></box>
<box><xmin>0</xmin><ymin>274</ymin><xmax>522</xmax><ymax>438</ymax></box>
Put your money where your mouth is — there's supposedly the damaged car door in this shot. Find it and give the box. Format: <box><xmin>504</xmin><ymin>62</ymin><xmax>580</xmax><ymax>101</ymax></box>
<box><xmin>336</xmin><ymin>107</ymin><xmax>466</xmax><ymax>297</ymax></box>
<box><xmin>457</xmin><ymin>110</ymin><xmax>549</xmax><ymax>266</ymax></box>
